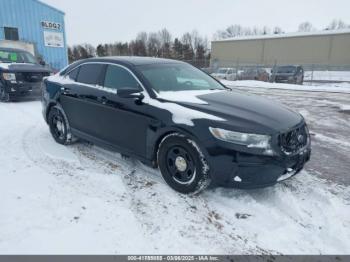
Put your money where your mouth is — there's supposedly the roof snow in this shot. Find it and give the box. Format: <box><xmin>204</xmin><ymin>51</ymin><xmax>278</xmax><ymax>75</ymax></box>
<box><xmin>212</xmin><ymin>29</ymin><xmax>350</xmax><ymax>43</ymax></box>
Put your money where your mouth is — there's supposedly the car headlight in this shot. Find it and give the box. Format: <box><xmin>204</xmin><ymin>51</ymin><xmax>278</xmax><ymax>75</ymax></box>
<box><xmin>2</xmin><ymin>73</ymin><xmax>16</xmax><ymax>81</ymax></box>
<box><xmin>209</xmin><ymin>127</ymin><xmax>275</xmax><ymax>155</ymax></box>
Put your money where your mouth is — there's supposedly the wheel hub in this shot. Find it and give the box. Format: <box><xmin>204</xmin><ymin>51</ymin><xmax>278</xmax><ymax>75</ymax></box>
<box><xmin>175</xmin><ymin>156</ymin><xmax>188</xmax><ymax>172</ymax></box>
<box><xmin>56</xmin><ymin>120</ymin><xmax>64</xmax><ymax>133</ymax></box>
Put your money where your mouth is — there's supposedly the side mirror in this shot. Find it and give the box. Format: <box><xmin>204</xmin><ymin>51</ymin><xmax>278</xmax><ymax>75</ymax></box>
<box><xmin>117</xmin><ymin>88</ymin><xmax>145</xmax><ymax>101</ymax></box>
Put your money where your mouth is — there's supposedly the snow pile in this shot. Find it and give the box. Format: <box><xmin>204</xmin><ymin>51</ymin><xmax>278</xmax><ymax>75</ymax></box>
<box><xmin>144</xmin><ymin>96</ymin><xmax>225</xmax><ymax>126</ymax></box>
<box><xmin>305</xmin><ymin>71</ymin><xmax>350</xmax><ymax>82</ymax></box>
<box><xmin>222</xmin><ymin>80</ymin><xmax>350</xmax><ymax>93</ymax></box>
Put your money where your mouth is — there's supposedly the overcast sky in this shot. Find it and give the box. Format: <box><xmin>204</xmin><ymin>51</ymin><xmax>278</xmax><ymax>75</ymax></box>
<box><xmin>43</xmin><ymin>0</ymin><xmax>350</xmax><ymax>46</ymax></box>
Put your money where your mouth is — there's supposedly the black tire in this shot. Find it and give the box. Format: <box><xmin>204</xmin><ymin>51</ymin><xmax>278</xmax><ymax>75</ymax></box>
<box><xmin>157</xmin><ymin>133</ymin><xmax>211</xmax><ymax>194</ymax></box>
<box><xmin>0</xmin><ymin>86</ymin><xmax>10</xmax><ymax>102</ymax></box>
<box><xmin>299</xmin><ymin>77</ymin><xmax>304</xmax><ymax>85</ymax></box>
<box><xmin>48</xmin><ymin>106</ymin><xmax>76</xmax><ymax>145</ymax></box>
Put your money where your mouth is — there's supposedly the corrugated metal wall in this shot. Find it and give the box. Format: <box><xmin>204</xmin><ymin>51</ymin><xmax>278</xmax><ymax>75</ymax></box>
<box><xmin>0</xmin><ymin>0</ymin><xmax>68</xmax><ymax>70</ymax></box>
<box><xmin>211</xmin><ymin>32</ymin><xmax>350</xmax><ymax>66</ymax></box>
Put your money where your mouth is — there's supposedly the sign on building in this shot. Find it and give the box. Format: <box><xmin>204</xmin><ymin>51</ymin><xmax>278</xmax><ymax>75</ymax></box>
<box><xmin>43</xmin><ymin>31</ymin><xmax>64</xmax><ymax>48</ymax></box>
<box><xmin>41</xmin><ymin>21</ymin><xmax>62</xmax><ymax>31</ymax></box>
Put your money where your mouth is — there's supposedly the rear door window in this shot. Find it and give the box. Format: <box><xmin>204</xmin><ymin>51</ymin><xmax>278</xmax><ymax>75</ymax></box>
<box><xmin>103</xmin><ymin>65</ymin><xmax>140</xmax><ymax>90</ymax></box>
<box><xmin>77</xmin><ymin>64</ymin><xmax>104</xmax><ymax>85</ymax></box>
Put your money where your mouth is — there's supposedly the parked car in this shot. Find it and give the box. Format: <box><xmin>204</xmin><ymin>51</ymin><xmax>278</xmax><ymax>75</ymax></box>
<box><xmin>42</xmin><ymin>57</ymin><xmax>311</xmax><ymax>194</ymax></box>
<box><xmin>271</xmin><ymin>65</ymin><xmax>304</xmax><ymax>85</ymax></box>
<box><xmin>238</xmin><ymin>68</ymin><xmax>270</xmax><ymax>82</ymax></box>
<box><xmin>211</xmin><ymin>68</ymin><xmax>237</xmax><ymax>81</ymax></box>
<box><xmin>0</xmin><ymin>47</ymin><xmax>52</xmax><ymax>102</ymax></box>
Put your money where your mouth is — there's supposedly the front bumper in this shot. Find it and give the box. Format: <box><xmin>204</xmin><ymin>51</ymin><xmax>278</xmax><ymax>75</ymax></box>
<box><xmin>273</xmin><ymin>77</ymin><xmax>296</xmax><ymax>84</ymax></box>
<box><xmin>4</xmin><ymin>81</ymin><xmax>42</xmax><ymax>98</ymax></box>
<box><xmin>204</xmin><ymin>139</ymin><xmax>311</xmax><ymax>189</ymax></box>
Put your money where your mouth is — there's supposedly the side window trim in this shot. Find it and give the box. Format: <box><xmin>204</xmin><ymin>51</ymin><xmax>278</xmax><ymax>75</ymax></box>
<box><xmin>63</xmin><ymin>62</ymin><xmax>149</xmax><ymax>97</ymax></box>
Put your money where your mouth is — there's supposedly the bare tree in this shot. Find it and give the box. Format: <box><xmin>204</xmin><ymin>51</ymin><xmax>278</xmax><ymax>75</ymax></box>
<box><xmin>273</xmin><ymin>26</ymin><xmax>284</xmax><ymax>34</ymax></box>
<box><xmin>326</xmin><ymin>19</ymin><xmax>349</xmax><ymax>30</ymax></box>
<box><xmin>136</xmin><ymin>32</ymin><xmax>148</xmax><ymax>43</ymax></box>
<box><xmin>68</xmin><ymin>28</ymin><xmax>210</xmax><ymax>65</ymax></box>
<box><xmin>158</xmin><ymin>28</ymin><xmax>172</xmax><ymax>57</ymax></box>
<box><xmin>96</xmin><ymin>44</ymin><xmax>107</xmax><ymax>57</ymax></box>
<box><xmin>215</xmin><ymin>24</ymin><xmax>245</xmax><ymax>39</ymax></box>
<box><xmin>298</xmin><ymin>22</ymin><xmax>314</xmax><ymax>32</ymax></box>
<box><xmin>147</xmin><ymin>32</ymin><xmax>161</xmax><ymax>57</ymax></box>
<box><xmin>81</xmin><ymin>44</ymin><xmax>96</xmax><ymax>58</ymax></box>
<box><xmin>262</xmin><ymin>26</ymin><xmax>271</xmax><ymax>35</ymax></box>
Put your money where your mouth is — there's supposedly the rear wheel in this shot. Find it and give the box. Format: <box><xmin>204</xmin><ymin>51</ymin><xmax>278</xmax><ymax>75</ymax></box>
<box><xmin>0</xmin><ymin>86</ymin><xmax>10</xmax><ymax>102</ymax></box>
<box><xmin>157</xmin><ymin>133</ymin><xmax>211</xmax><ymax>194</ymax></box>
<box><xmin>299</xmin><ymin>77</ymin><xmax>304</xmax><ymax>85</ymax></box>
<box><xmin>48</xmin><ymin>106</ymin><xmax>76</xmax><ymax>145</ymax></box>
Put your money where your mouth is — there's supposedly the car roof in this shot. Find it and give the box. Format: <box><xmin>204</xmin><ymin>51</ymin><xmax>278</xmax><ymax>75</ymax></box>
<box><xmin>81</xmin><ymin>56</ymin><xmax>185</xmax><ymax>66</ymax></box>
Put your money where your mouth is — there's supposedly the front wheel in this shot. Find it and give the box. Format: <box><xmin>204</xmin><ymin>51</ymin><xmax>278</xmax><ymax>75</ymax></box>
<box><xmin>0</xmin><ymin>86</ymin><xmax>10</xmax><ymax>102</ymax></box>
<box><xmin>48</xmin><ymin>106</ymin><xmax>77</xmax><ymax>145</ymax></box>
<box><xmin>157</xmin><ymin>133</ymin><xmax>211</xmax><ymax>194</ymax></box>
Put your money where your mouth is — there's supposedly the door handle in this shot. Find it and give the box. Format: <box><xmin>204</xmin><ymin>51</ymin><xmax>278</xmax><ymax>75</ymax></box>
<box><xmin>61</xmin><ymin>87</ymin><xmax>70</xmax><ymax>94</ymax></box>
<box><xmin>100</xmin><ymin>96</ymin><xmax>108</xmax><ymax>105</ymax></box>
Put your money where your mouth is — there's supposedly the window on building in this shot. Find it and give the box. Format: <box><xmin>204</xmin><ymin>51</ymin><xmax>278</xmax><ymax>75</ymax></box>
<box><xmin>76</xmin><ymin>64</ymin><xmax>104</xmax><ymax>85</ymax></box>
<box><xmin>4</xmin><ymin>27</ymin><xmax>19</xmax><ymax>41</ymax></box>
<box><xmin>104</xmin><ymin>65</ymin><xmax>140</xmax><ymax>90</ymax></box>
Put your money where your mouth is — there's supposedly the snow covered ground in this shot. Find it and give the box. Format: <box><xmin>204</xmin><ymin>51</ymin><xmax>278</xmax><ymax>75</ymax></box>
<box><xmin>304</xmin><ymin>71</ymin><xmax>350</xmax><ymax>82</ymax></box>
<box><xmin>0</xmin><ymin>87</ymin><xmax>350</xmax><ymax>254</ymax></box>
<box><xmin>222</xmin><ymin>80</ymin><xmax>350</xmax><ymax>93</ymax></box>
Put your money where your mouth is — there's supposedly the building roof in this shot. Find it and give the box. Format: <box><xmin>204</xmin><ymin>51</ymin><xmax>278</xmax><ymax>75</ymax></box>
<box><xmin>35</xmin><ymin>0</ymin><xmax>65</xmax><ymax>15</ymax></box>
<box><xmin>212</xmin><ymin>29</ymin><xmax>350</xmax><ymax>43</ymax></box>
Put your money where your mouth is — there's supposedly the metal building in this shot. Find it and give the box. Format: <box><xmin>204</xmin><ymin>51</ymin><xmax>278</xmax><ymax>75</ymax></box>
<box><xmin>211</xmin><ymin>29</ymin><xmax>350</xmax><ymax>67</ymax></box>
<box><xmin>0</xmin><ymin>0</ymin><xmax>68</xmax><ymax>70</ymax></box>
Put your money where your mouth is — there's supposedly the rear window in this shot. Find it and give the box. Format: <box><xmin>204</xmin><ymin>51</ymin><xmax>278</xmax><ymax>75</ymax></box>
<box><xmin>277</xmin><ymin>66</ymin><xmax>297</xmax><ymax>74</ymax></box>
<box><xmin>77</xmin><ymin>64</ymin><xmax>104</xmax><ymax>85</ymax></box>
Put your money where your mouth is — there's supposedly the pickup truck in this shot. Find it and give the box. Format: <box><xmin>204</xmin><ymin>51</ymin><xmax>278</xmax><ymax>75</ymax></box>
<box><xmin>0</xmin><ymin>47</ymin><xmax>52</xmax><ymax>102</ymax></box>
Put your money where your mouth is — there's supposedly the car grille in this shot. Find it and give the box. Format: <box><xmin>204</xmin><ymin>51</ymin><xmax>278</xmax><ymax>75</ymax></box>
<box><xmin>16</xmin><ymin>72</ymin><xmax>49</xmax><ymax>83</ymax></box>
<box><xmin>279</xmin><ymin>124</ymin><xmax>309</xmax><ymax>155</ymax></box>
<box><xmin>276</xmin><ymin>76</ymin><xmax>288</xmax><ymax>81</ymax></box>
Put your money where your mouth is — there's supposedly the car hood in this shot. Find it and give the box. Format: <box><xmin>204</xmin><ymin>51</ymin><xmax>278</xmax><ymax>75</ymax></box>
<box><xmin>0</xmin><ymin>63</ymin><xmax>52</xmax><ymax>73</ymax></box>
<box><xmin>166</xmin><ymin>90</ymin><xmax>303</xmax><ymax>134</ymax></box>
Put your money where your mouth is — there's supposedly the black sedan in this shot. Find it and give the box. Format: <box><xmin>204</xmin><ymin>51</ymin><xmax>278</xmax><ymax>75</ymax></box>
<box><xmin>42</xmin><ymin>57</ymin><xmax>311</xmax><ymax>194</ymax></box>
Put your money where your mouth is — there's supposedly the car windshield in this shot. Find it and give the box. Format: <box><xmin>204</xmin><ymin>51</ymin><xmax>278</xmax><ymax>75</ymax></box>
<box><xmin>138</xmin><ymin>63</ymin><xmax>226</xmax><ymax>92</ymax></box>
<box><xmin>0</xmin><ymin>49</ymin><xmax>38</xmax><ymax>64</ymax></box>
<box><xmin>276</xmin><ymin>66</ymin><xmax>296</xmax><ymax>74</ymax></box>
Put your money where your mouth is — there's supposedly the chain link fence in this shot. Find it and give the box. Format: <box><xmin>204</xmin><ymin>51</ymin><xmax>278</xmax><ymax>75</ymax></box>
<box><xmin>184</xmin><ymin>59</ymin><xmax>350</xmax><ymax>85</ymax></box>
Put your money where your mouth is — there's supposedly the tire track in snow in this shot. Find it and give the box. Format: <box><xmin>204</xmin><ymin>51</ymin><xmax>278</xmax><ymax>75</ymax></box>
<box><xmin>10</xmin><ymin>101</ymin><xmax>350</xmax><ymax>254</ymax></box>
<box><xmin>70</xmin><ymin>143</ymin><xmax>268</xmax><ymax>254</ymax></box>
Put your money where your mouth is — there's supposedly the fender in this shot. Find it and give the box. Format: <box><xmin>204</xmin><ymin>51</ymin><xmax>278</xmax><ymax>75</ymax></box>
<box><xmin>147</xmin><ymin>125</ymin><xmax>211</xmax><ymax>168</ymax></box>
